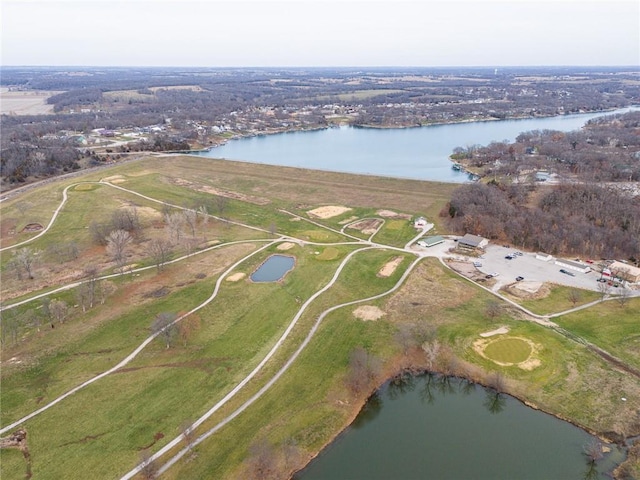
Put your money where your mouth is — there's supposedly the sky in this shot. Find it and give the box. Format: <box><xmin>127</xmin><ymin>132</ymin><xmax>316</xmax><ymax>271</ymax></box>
<box><xmin>1</xmin><ymin>0</ymin><xmax>639</xmax><ymax>67</ymax></box>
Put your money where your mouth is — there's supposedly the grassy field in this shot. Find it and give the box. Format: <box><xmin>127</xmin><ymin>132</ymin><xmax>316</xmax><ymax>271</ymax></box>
<box><xmin>1</xmin><ymin>156</ymin><xmax>638</xmax><ymax>479</ymax></box>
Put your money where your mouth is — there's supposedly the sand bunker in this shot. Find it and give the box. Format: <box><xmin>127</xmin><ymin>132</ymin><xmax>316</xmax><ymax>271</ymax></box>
<box><xmin>376</xmin><ymin>210</ymin><xmax>412</xmax><ymax>219</ymax></box>
<box><xmin>307</xmin><ymin>206</ymin><xmax>351</xmax><ymax>219</ymax></box>
<box><xmin>103</xmin><ymin>175</ymin><xmax>126</xmax><ymax>183</ymax></box>
<box><xmin>480</xmin><ymin>326</ymin><xmax>510</xmax><ymax>337</ymax></box>
<box><xmin>226</xmin><ymin>272</ymin><xmax>246</xmax><ymax>282</ymax></box>
<box><xmin>353</xmin><ymin>305</ymin><xmax>386</xmax><ymax>321</ymax></box>
<box><xmin>277</xmin><ymin>242</ymin><xmax>296</xmax><ymax>251</ymax></box>
<box><xmin>378</xmin><ymin>256</ymin><xmax>403</xmax><ymax>277</ymax></box>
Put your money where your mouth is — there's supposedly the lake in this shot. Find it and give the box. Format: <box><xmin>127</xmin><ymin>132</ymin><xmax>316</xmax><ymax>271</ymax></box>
<box><xmin>193</xmin><ymin>107</ymin><xmax>637</xmax><ymax>183</ymax></box>
<box><xmin>295</xmin><ymin>374</ymin><xmax>624</xmax><ymax>480</ymax></box>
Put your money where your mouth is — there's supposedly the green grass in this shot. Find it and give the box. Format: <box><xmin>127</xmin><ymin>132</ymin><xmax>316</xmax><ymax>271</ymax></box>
<box><xmin>1</xmin><ymin>157</ymin><xmax>638</xmax><ymax>479</ymax></box>
<box><xmin>483</xmin><ymin>337</ymin><xmax>532</xmax><ymax>363</ymax></box>
<box><xmin>514</xmin><ymin>284</ymin><xmax>601</xmax><ymax>315</ymax></box>
<box><xmin>553</xmin><ymin>297</ymin><xmax>640</xmax><ymax>370</ymax></box>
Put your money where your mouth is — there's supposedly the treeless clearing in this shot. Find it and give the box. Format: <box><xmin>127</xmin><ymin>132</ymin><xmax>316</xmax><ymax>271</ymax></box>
<box><xmin>307</xmin><ymin>206</ymin><xmax>351</xmax><ymax>219</ymax></box>
<box><xmin>348</xmin><ymin>218</ymin><xmax>383</xmax><ymax>235</ymax></box>
<box><xmin>0</xmin><ymin>88</ymin><xmax>61</xmax><ymax>115</ymax></box>
<box><xmin>353</xmin><ymin>305</ymin><xmax>385</xmax><ymax>321</ymax></box>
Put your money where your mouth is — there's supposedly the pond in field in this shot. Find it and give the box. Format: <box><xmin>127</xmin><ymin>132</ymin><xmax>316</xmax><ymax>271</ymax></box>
<box><xmin>295</xmin><ymin>374</ymin><xmax>625</xmax><ymax>480</ymax></box>
<box><xmin>250</xmin><ymin>255</ymin><xmax>295</xmax><ymax>282</ymax></box>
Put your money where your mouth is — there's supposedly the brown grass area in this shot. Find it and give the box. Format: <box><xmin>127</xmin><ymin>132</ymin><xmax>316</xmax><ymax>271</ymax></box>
<box><xmin>385</xmin><ymin>259</ymin><xmax>477</xmax><ymax>323</ymax></box>
<box><xmin>348</xmin><ymin>218</ymin><xmax>383</xmax><ymax>235</ymax></box>
<box><xmin>0</xmin><ymin>243</ymin><xmax>257</xmax><ymax>372</ymax></box>
<box><xmin>150</xmin><ymin>156</ymin><xmax>455</xmax><ymax>225</ymax></box>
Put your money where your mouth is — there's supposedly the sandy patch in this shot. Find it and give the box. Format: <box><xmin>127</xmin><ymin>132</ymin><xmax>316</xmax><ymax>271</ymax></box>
<box><xmin>277</xmin><ymin>242</ymin><xmax>296</xmax><ymax>251</ymax></box>
<box><xmin>0</xmin><ymin>88</ymin><xmax>61</xmax><ymax>115</ymax></box>
<box><xmin>338</xmin><ymin>216</ymin><xmax>359</xmax><ymax>225</ymax></box>
<box><xmin>480</xmin><ymin>326</ymin><xmax>510</xmax><ymax>337</ymax></box>
<box><xmin>513</xmin><ymin>281</ymin><xmax>543</xmax><ymax>294</ymax></box>
<box><xmin>473</xmin><ymin>336</ymin><xmax>541</xmax><ymax>370</ymax></box>
<box><xmin>506</xmin><ymin>281</ymin><xmax>550</xmax><ymax>299</ymax></box>
<box><xmin>171</xmin><ymin>178</ymin><xmax>270</xmax><ymax>205</ymax></box>
<box><xmin>226</xmin><ymin>272</ymin><xmax>246</xmax><ymax>282</ymax></box>
<box><xmin>376</xmin><ymin>210</ymin><xmax>412</xmax><ymax>219</ymax></box>
<box><xmin>378</xmin><ymin>256</ymin><xmax>403</xmax><ymax>277</ymax></box>
<box><xmin>307</xmin><ymin>205</ymin><xmax>351</xmax><ymax>219</ymax></box>
<box><xmin>103</xmin><ymin>175</ymin><xmax>126</xmax><ymax>183</ymax></box>
<box><xmin>353</xmin><ymin>305</ymin><xmax>386</xmax><ymax>321</ymax></box>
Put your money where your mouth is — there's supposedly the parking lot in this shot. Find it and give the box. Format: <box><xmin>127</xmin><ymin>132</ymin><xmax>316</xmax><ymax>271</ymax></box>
<box><xmin>475</xmin><ymin>245</ymin><xmax>603</xmax><ymax>291</ymax></box>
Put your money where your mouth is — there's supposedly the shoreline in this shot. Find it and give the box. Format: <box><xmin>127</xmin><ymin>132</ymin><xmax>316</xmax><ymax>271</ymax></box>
<box><xmin>290</xmin><ymin>356</ymin><xmax>632</xmax><ymax>479</ymax></box>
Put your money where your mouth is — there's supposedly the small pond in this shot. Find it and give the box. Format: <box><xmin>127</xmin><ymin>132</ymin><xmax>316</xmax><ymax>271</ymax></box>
<box><xmin>250</xmin><ymin>255</ymin><xmax>295</xmax><ymax>282</ymax></box>
<box><xmin>295</xmin><ymin>373</ymin><xmax>624</xmax><ymax>480</ymax></box>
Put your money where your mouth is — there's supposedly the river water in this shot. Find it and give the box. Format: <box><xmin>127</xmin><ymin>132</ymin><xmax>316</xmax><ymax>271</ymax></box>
<box><xmin>295</xmin><ymin>374</ymin><xmax>624</xmax><ymax>480</ymax></box>
<box><xmin>193</xmin><ymin>107</ymin><xmax>637</xmax><ymax>182</ymax></box>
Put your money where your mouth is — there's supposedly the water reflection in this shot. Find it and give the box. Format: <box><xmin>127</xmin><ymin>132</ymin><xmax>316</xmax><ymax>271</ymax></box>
<box><xmin>296</xmin><ymin>374</ymin><xmax>625</xmax><ymax>480</ymax></box>
<box><xmin>351</xmin><ymin>392</ymin><xmax>382</xmax><ymax>429</ymax></box>
<box><xmin>483</xmin><ymin>389</ymin><xmax>507</xmax><ymax>415</ymax></box>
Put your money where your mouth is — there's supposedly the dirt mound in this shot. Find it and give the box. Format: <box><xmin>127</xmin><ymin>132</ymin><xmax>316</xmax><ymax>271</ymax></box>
<box><xmin>21</xmin><ymin>223</ymin><xmax>43</xmax><ymax>232</ymax></box>
<box><xmin>506</xmin><ymin>281</ymin><xmax>549</xmax><ymax>299</ymax></box>
<box><xmin>349</xmin><ymin>218</ymin><xmax>383</xmax><ymax>234</ymax></box>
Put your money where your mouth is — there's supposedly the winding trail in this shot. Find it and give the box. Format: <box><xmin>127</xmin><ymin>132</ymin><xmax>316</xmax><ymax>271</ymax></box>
<box><xmin>150</xmin><ymin>256</ymin><xmax>423</xmax><ymax>479</ymax></box>
<box><xmin>2</xmin><ymin>179</ymin><xmax>638</xmax><ymax>479</ymax></box>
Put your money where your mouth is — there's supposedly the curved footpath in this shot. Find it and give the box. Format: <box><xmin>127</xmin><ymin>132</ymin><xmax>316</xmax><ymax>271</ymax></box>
<box><xmin>1</xmin><ymin>180</ymin><xmax>637</xmax><ymax>478</ymax></box>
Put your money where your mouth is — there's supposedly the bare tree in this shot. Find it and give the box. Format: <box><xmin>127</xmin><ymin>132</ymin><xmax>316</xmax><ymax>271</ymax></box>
<box><xmin>485</xmin><ymin>300</ymin><xmax>502</xmax><ymax>320</ymax></box>
<box><xmin>106</xmin><ymin>229</ymin><xmax>132</xmax><ymax>272</ymax></box>
<box><xmin>597</xmin><ymin>281</ymin><xmax>611</xmax><ymax>301</ymax></box>
<box><xmin>164</xmin><ymin>212</ymin><xmax>184</xmax><ymax>244</ymax></box>
<box><xmin>246</xmin><ymin>439</ymin><xmax>277</xmax><ymax>480</ymax></box>
<box><xmin>214</xmin><ymin>195</ymin><xmax>229</xmax><ymax>219</ymax></box>
<box><xmin>422</xmin><ymin>339</ymin><xmax>441</xmax><ymax>371</ymax></box>
<box><xmin>149</xmin><ymin>238</ymin><xmax>173</xmax><ymax>272</ymax></box>
<box><xmin>345</xmin><ymin>347</ymin><xmax>381</xmax><ymax>395</ymax></box>
<box><xmin>49</xmin><ymin>299</ymin><xmax>69</xmax><ymax>325</ymax></box>
<box><xmin>0</xmin><ymin>310</ymin><xmax>20</xmax><ymax>346</ymax></box>
<box><xmin>183</xmin><ymin>208</ymin><xmax>198</xmax><ymax>239</ymax></box>
<box><xmin>10</xmin><ymin>248</ymin><xmax>38</xmax><ymax>280</ymax></box>
<box><xmin>151</xmin><ymin>312</ymin><xmax>178</xmax><ymax>348</ymax></box>
<box><xmin>197</xmin><ymin>205</ymin><xmax>209</xmax><ymax>228</ymax></box>
<box><xmin>617</xmin><ymin>285</ymin><xmax>631</xmax><ymax>308</ymax></box>
<box><xmin>98</xmin><ymin>280</ymin><xmax>117</xmax><ymax>305</ymax></box>
<box><xmin>568</xmin><ymin>288</ymin><xmax>582</xmax><ymax>307</ymax></box>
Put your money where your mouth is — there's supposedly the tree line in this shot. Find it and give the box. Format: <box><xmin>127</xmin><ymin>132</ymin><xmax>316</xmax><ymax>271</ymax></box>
<box><xmin>444</xmin><ymin>181</ymin><xmax>640</xmax><ymax>261</ymax></box>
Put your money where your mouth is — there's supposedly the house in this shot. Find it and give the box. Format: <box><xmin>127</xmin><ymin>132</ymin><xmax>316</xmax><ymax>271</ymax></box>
<box><xmin>554</xmin><ymin>258</ymin><xmax>591</xmax><ymax>274</ymax></box>
<box><xmin>413</xmin><ymin>217</ymin><xmax>428</xmax><ymax>229</ymax></box>
<box><xmin>417</xmin><ymin>236</ymin><xmax>445</xmax><ymax>248</ymax></box>
<box><xmin>608</xmin><ymin>261</ymin><xmax>640</xmax><ymax>283</ymax></box>
<box><xmin>458</xmin><ymin>234</ymin><xmax>488</xmax><ymax>250</ymax></box>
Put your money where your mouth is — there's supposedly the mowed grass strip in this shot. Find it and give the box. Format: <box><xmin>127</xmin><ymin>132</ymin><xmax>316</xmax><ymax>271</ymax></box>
<box><xmin>483</xmin><ymin>337</ymin><xmax>532</xmax><ymax>364</ymax></box>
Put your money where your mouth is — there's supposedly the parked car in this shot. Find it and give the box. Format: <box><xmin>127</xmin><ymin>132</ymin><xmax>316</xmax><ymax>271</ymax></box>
<box><xmin>516</xmin><ymin>276</ymin><xmax>524</xmax><ymax>281</ymax></box>
<box><xmin>514</xmin><ymin>251</ymin><xmax>523</xmax><ymax>256</ymax></box>
<box><xmin>560</xmin><ymin>269</ymin><xmax>575</xmax><ymax>277</ymax></box>
<box><xmin>473</xmin><ymin>261</ymin><xmax>482</xmax><ymax>267</ymax></box>
<box><xmin>505</xmin><ymin>255</ymin><xmax>514</xmax><ymax>260</ymax></box>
